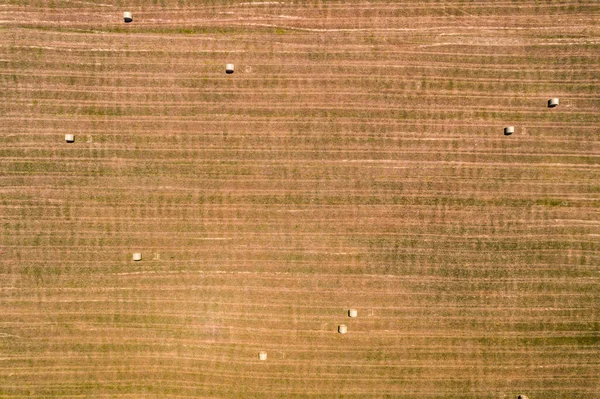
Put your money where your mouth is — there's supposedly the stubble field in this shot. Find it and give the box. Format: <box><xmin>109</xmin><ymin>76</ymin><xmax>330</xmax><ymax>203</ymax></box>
<box><xmin>1</xmin><ymin>0</ymin><xmax>600</xmax><ymax>397</ymax></box>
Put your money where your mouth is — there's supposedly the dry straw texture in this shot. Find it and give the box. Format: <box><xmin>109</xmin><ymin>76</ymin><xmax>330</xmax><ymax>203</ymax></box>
<box><xmin>1</xmin><ymin>0</ymin><xmax>599</xmax><ymax>397</ymax></box>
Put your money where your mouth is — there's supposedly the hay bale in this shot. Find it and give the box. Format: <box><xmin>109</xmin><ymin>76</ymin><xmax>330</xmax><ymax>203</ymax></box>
<box><xmin>338</xmin><ymin>324</ymin><xmax>347</xmax><ymax>334</ymax></box>
<box><xmin>226</xmin><ymin>63</ymin><xmax>235</xmax><ymax>74</ymax></box>
<box><xmin>258</xmin><ymin>351</ymin><xmax>267</xmax><ymax>361</ymax></box>
<box><xmin>132</xmin><ymin>253</ymin><xmax>142</xmax><ymax>261</ymax></box>
<box><xmin>517</xmin><ymin>395</ymin><xmax>529</xmax><ymax>399</ymax></box>
<box><xmin>548</xmin><ymin>98</ymin><xmax>559</xmax><ymax>108</ymax></box>
<box><xmin>123</xmin><ymin>12</ymin><xmax>133</xmax><ymax>23</ymax></box>
<box><xmin>65</xmin><ymin>134</ymin><xmax>74</xmax><ymax>143</ymax></box>
<box><xmin>348</xmin><ymin>309</ymin><xmax>358</xmax><ymax>318</ymax></box>
<box><xmin>504</xmin><ymin>126</ymin><xmax>514</xmax><ymax>136</ymax></box>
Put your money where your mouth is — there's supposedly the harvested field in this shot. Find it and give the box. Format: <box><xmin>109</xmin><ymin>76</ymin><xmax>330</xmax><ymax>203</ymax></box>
<box><xmin>1</xmin><ymin>0</ymin><xmax>600</xmax><ymax>397</ymax></box>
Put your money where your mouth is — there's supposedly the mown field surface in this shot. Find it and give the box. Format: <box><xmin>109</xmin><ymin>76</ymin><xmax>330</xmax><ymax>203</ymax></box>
<box><xmin>1</xmin><ymin>0</ymin><xmax>600</xmax><ymax>397</ymax></box>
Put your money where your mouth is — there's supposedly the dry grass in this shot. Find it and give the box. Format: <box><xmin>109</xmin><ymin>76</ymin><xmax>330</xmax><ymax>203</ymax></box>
<box><xmin>1</xmin><ymin>0</ymin><xmax>600</xmax><ymax>397</ymax></box>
